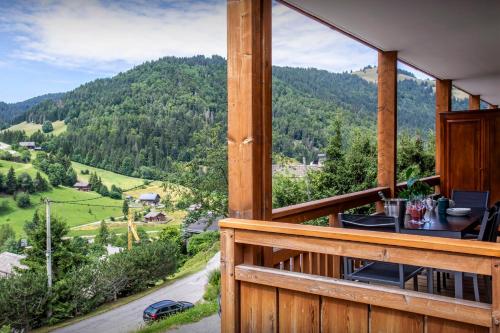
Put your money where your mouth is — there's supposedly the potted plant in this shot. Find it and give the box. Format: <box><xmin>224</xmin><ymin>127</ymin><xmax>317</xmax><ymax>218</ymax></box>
<box><xmin>398</xmin><ymin>168</ymin><xmax>432</xmax><ymax>222</ymax></box>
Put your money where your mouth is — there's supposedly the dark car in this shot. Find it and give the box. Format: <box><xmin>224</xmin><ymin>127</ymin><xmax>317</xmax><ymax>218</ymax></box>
<box><xmin>143</xmin><ymin>300</ymin><xmax>194</xmax><ymax>322</ymax></box>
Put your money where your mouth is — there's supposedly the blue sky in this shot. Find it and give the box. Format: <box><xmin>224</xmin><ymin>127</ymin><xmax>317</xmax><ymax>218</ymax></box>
<box><xmin>0</xmin><ymin>0</ymin><xmax>424</xmax><ymax>103</ymax></box>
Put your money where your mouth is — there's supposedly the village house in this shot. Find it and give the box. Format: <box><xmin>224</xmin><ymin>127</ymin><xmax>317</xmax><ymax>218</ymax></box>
<box><xmin>0</xmin><ymin>252</ymin><xmax>27</xmax><ymax>277</ymax></box>
<box><xmin>19</xmin><ymin>141</ymin><xmax>36</xmax><ymax>150</ymax></box>
<box><xmin>139</xmin><ymin>193</ymin><xmax>161</xmax><ymax>206</ymax></box>
<box><xmin>143</xmin><ymin>211</ymin><xmax>167</xmax><ymax>223</ymax></box>
<box><xmin>73</xmin><ymin>181</ymin><xmax>91</xmax><ymax>192</ymax></box>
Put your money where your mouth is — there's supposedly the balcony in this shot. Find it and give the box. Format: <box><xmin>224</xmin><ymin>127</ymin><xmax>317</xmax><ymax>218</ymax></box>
<box><xmin>223</xmin><ymin>0</ymin><xmax>500</xmax><ymax>332</ymax></box>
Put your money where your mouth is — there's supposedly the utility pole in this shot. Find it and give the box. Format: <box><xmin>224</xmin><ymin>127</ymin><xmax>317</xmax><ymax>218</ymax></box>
<box><xmin>45</xmin><ymin>198</ymin><xmax>52</xmax><ymax>319</ymax></box>
<box><xmin>45</xmin><ymin>198</ymin><xmax>52</xmax><ymax>289</ymax></box>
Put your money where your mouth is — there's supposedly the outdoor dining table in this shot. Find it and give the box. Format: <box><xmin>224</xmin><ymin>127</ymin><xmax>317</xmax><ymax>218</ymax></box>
<box><xmin>398</xmin><ymin>207</ymin><xmax>485</xmax><ymax>299</ymax></box>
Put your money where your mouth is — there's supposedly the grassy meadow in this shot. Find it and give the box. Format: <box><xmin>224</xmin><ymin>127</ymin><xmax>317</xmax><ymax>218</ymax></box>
<box><xmin>4</xmin><ymin>120</ymin><xmax>67</xmax><ymax>136</ymax></box>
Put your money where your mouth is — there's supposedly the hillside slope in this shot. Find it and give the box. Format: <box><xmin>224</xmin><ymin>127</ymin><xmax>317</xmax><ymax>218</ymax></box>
<box><xmin>20</xmin><ymin>56</ymin><xmax>466</xmax><ymax>177</ymax></box>
<box><xmin>0</xmin><ymin>93</ymin><xmax>63</xmax><ymax>128</ymax></box>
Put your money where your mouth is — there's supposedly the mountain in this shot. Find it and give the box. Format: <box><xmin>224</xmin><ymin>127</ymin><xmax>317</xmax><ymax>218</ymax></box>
<box><xmin>0</xmin><ymin>93</ymin><xmax>64</xmax><ymax>128</ymax></box>
<box><xmin>13</xmin><ymin>55</ymin><xmax>467</xmax><ymax>178</ymax></box>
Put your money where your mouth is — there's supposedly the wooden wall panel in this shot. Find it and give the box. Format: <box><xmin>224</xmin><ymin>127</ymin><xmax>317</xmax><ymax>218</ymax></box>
<box><xmin>278</xmin><ymin>289</ymin><xmax>320</xmax><ymax>333</ymax></box>
<box><xmin>446</xmin><ymin>119</ymin><xmax>482</xmax><ymax>193</ymax></box>
<box><xmin>321</xmin><ymin>297</ymin><xmax>368</xmax><ymax>333</ymax></box>
<box><xmin>490</xmin><ymin>116</ymin><xmax>500</xmax><ymax>204</ymax></box>
<box><xmin>240</xmin><ymin>282</ymin><xmax>277</xmax><ymax>333</ymax></box>
<box><xmin>426</xmin><ymin>317</ymin><xmax>488</xmax><ymax>333</ymax></box>
<box><xmin>370</xmin><ymin>306</ymin><xmax>424</xmax><ymax>333</ymax></box>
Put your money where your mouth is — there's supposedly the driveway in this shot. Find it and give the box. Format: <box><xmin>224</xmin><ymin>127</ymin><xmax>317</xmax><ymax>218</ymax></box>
<box><xmin>52</xmin><ymin>252</ymin><xmax>220</xmax><ymax>333</ymax></box>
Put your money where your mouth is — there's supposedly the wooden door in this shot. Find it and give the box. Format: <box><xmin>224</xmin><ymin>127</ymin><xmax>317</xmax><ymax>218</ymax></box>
<box><xmin>440</xmin><ymin>110</ymin><xmax>500</xmax><ymax>204</ymax></box>
<box><xmin>442</xmin><ymin>117</ymin><xmax>483</xmax><ymax>195</ymax></box>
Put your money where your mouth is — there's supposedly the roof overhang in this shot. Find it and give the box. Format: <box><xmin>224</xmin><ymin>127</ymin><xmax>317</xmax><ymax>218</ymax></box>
<box><xmin>279</xmin><ymin>0</ymin><xmax>500</xmax><ymax>106</ymax></box>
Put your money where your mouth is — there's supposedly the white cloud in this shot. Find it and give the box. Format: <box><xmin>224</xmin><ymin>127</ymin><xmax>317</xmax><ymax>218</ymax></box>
<box><xmin>272</xmin><ymin>4</ymin><xmax>377</xmax><ymax>72</ymax></box>
<box><xmin>2</xmin><ymin>0</ymin><xmax>227</xmax><ymax>71</ymax></box>
<box><xmin>1</xmin><ymin>0</ymin><xmax>378</xmax><ymax>73</ymax></box>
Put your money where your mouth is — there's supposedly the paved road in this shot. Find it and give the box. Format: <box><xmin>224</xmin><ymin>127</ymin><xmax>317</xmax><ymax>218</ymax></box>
<box><xmin>167</xmin><ymin>314</ymin><xmax>220</xmax><ymax>333</ymax></box>
<box><xmin>53</xmin><ymin>253</ymin><xmax>220</xmax><ymax>333</ymax></box>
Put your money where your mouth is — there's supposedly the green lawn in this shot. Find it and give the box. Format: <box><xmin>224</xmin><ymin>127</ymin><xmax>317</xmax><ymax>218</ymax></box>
<box><xmin>0</xmin><ymin>187</ymin><xmax>122</xmax><ymax>236</ymax></box>
<box><xmin>0</xmin><ymin>160</ymin><xmax>40</xmax><ymax>178</ymax></box>
<box><xmin>3</xmin><ymin>121</ymin><xmax>67</xmax><ymax>136</ymax></box>
<box><xmin>72</xmin><ymin>162</ymin><xmax>145</xmax><ymax>190</ymax></box>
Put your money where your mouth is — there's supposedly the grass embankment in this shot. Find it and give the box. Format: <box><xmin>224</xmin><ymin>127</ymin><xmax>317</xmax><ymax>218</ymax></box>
<box><xmin>33</xmin><ymin>243</ymin><xmax>220</xmax><ymax>333</ymax></box>
<box><xmin>135</xmin><ymin>255</ymin><xmax>221</xmax><ymax>333</ymax></box>
<box><xmin>4</xmin><ymin>121</ymin><xmax>67</xmax><ymax>136</ymax></box>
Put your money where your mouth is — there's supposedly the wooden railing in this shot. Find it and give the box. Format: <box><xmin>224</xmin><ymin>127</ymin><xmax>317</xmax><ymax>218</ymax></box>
<box><xmin>220</xmin><ymin>218</ymin><xmax>500</xmax><ymax>333</ymax></box>
<box><xmin>272</xmin><ymin>175</ymin><xmax>440</xmax><ymax>223</ymax></box>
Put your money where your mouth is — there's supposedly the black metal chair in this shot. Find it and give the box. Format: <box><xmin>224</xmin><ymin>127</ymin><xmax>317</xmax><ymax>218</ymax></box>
<box><xmin>339</xmin><ymin>214</ymin><xmax>428</xmax><ymax>291</ymax></box>
<box><xmin>451</xmin><ymin>190</ymin><xmax>489</xmax><ymax>209</ymax></box>
<box><xmin>439</xmin><ymin>204</ymin><xmax>499</xmax><ymax>301</ymax></box>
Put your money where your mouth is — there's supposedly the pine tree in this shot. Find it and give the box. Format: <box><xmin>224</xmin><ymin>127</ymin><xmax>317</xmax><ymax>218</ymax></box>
<box><xmin>94</xmin><ymin>220</ymin><xmax>110</xmax><ymax>246</ymax></box>
<box><xmin>6</xmin><ymin>167</ymin><xmax>17</xmax><ymax>194</ymax></box>
<box><xmin>122</xmin><ymin>200</ymin><xmax>129</xmax><ymax>217</ymax></box>
<box><xmin>33</xmin><ymin>172</ymin><xmax>49</xmax><ymax>193</ymax></box>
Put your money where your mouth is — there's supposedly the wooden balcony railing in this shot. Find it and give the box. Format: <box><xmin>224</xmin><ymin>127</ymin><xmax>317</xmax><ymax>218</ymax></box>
<box><xmin>220</xmin><ymin>218</ymin><xmax>500</xmax><ymax>333</ymax></box>
<box><xmin>272</xmin><ymin>175</ymin><xmax>440</xmax><ymax>223</ymax></box>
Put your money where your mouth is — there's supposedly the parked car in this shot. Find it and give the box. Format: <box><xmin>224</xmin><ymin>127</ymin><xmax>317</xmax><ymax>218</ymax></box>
<box><xmin>143</xmin><ymin>300</ymin><xmax>194</xmax><ymax>322</ymax></box>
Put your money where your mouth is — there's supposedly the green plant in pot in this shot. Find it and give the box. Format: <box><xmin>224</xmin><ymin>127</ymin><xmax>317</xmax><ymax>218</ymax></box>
<box><xmin>398</xmin><ymin>167</ymin><xmax>432</xmax><ymax>222</ymax></box>
<box><xmin>398</xmin><ymin>167</ymin><xmax>432</xmax><ymax>200</ymax></box>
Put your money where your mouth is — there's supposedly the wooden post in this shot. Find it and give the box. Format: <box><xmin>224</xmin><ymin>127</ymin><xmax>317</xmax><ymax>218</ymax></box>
<box><xmin>469</xmin><ymin>94</ymin><xmax>480</xmax><ymax>110</ymax></box>
<box><xmin>227</xmin><ymin>0</ymin><xmax>272</xmax><ymax>266</ymax></box>
<box><xmin>221</xmin><ymin>228</ymin><xmax>243</xmax><ymax>333</ymax></box>
<box><xmin>491</xmin><ymin>259</ymin><xmax>500</xmax><ymax>333</ymax></box>
<box><xmin>377</xmin><ymin>51</ymin><xmax>397</xmax><ymax>208</ymax></box>
<box><xmin>435</xmin><ymin>79</ymin><xmax>452</xmax><ymax>185</ymax></box>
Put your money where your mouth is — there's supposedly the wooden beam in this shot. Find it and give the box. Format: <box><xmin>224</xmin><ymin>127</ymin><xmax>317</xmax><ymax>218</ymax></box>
<box><xmin>235</xmin><ymin>229</ymin><xmax>492</xmax><ymax>275</ymax></box>
<box><xmin>221</xmin><ymin>228</ymin><xmax>243</xmax><ymax>333</ymax></box>
<box><xmin>469</xmin><ymin>94</ymin><xmax>481</xmax><ymax>110</ymax></box>
<box><xmin>227</xmin><ymin>0</ymin><xmax>272</xmax><ymax>221</ymax></box>
<box><xmin>219</xmin><ymin>218</ymin><xmax>500</xmax><ymax>258</ymax></box>
<box><xmin>227</xmin><ymin>0</ymin><xmax>272</xmax><ymax>266</ymax></box>
<box><xmin>435</xmin><ymin>79</ymin><xmax>452</xmax><ymax>177</ymax></box>
<box><xmin>377</xmin><ymin>51</ymin><xmax>397</xmax><ymax>205</ymax></box>
<box><xmin>235</xmin><ymin>265</ymin><xmax>492</xmax><ymax>328</ymax></box>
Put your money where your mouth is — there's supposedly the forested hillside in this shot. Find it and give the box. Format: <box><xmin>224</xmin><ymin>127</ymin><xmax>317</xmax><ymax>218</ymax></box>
<box><xmin>13</xmin><ymin>56</ymin><xmax>465</xmax><ymax>178</ymax></box>
<box><xmin>0</xmin><ymin>93</ymin><xmax>63</xmax><ymax>129</ymax></box>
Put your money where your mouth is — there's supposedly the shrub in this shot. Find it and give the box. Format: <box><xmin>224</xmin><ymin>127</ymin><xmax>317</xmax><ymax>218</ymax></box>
<box><xmin>187</xmin><ymin>231</ymin><xmax>219</xmax><ymax>256</ymax></box>
<box><xmin>42</xmin><ymin>121</ymin><xmax>53</xmax><ymax>133</ymax></box>
<box><xmin>16</xmin><ymin>192</ymin><xmax>31</xmax><ymax>208</ymax></box>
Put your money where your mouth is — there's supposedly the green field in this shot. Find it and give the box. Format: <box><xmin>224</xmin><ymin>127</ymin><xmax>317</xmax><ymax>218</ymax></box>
<box><xmin>0</xmin><ymin>159</ymin><xmax>188</xmax><ymax>238</ymax></box>
<box><xmin>72</xmin><ymin>162</ymin><xmax>145</xmax><ymax>190</ymax></box>
<box><xmin>4</xmin><ymin>120</ymin><xmax>67</xmax><ymax>136</ymax></box>
<box><xmin>0</xmin><ymin>160</ymin><xmax>123</xmax><ymax>236</ymax></box>
<box><xmin>0</xmin><ymin>187</ymin><xmax>122</xmax><ymax>236</ymax></box>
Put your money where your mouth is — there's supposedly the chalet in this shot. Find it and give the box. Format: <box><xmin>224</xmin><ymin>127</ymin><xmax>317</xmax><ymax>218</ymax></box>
<box><xmin>73</xmin><ymin>181</ymin><xmax>91</xmax><ymax>192</ymax></box>
<box><xmin>19</xmin><ymin>141</ymin><xmax>36</xmax><ymax>150</ymax></box>
<box><xmin>0</xmin><ymin>252</ymin><xmax>27</xmax><ymax>277</ymax></box>
<box><xmin>139</xmin><ymin>193</ymin><xmax>161</xmax><ymax>206</ymax></box>
<box><xmin>220</xmin><ymin>1</ymin><xmax>500</xmax><ymax>332</ymax></box>
<box><xmin>143</xmin><ymin>211</ymin><xmax>167</xmax><ymax>223</ymax></box>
